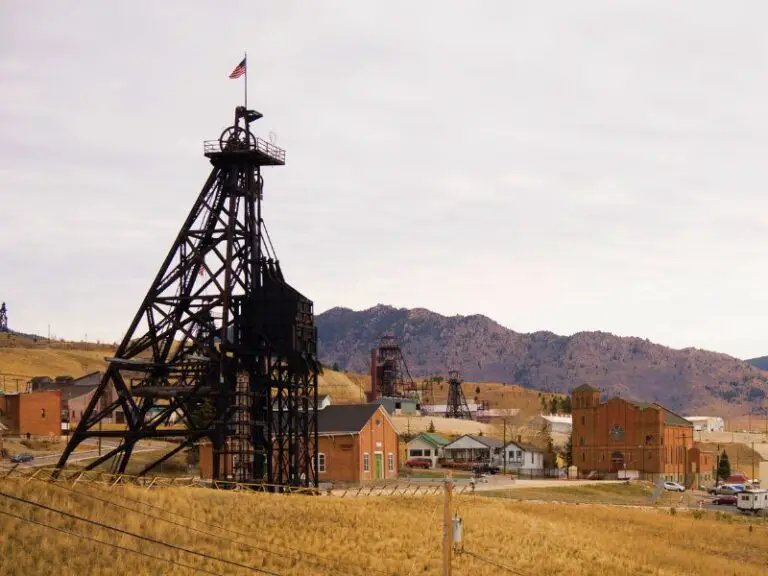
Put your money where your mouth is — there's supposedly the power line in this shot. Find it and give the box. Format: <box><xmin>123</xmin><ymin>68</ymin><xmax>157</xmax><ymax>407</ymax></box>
<box><xmin>0</xmin><ymin>490</ymin><xmax>283</xmax><ymax>576</ymax></box>
<box><xmin>30</xmin><ymin>478</ymin><xmax>343</xmax><ymax>575</ymax></box>
<box><xmin>461</xmin><ymin>549</ymin><xmax>533</xmax><ymax>575</ymax></box>
<box><xmin>0</xmin><ymin>508</ymin><xmax>225</xmax><ymax>576</ymax></box>
<box><xmin>40</xmin><ymin>478</ymin><xmax>394</xmax><ymax>576</ymax></box>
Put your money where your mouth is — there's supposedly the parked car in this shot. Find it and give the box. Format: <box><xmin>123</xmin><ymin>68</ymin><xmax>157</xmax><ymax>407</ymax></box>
<box><xmin>472</xmin><ymin>463</ymin><xmax>500</xmax><ymax>475</ymax></box>
<box><xmin>10</xmin><ymin>453</ymin><xmax>34</xmax><ymax>464</ymax></box>
<box><xmin>712</xmin><ymin>495</ymin><xmax>737</xmax><ymax>505</ymax></box>
<box><xmin>663</xmin><ymin>481</ymin><xmax>685</xmax><ymax>492</ymax></box>
<box><xmin>716</xmin><ymin>485</ymin><xmax>743</xmax><ymax>496</ymax></box>
<box><xmin>405</xmin><ymin>458</ymin><xmax>432</xmax><ymax>469</ymax></box>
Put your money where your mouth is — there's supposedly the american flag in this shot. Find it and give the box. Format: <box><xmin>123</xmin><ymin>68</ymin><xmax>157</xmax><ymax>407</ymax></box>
<box><xmin>229</xmin><ymin>57</ymin><xmax>246</xmax><ymax>79</ymax></box>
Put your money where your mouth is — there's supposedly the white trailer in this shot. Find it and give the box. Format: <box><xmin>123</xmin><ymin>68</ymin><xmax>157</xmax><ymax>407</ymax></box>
<box><xmin>736</xmin><ymin>489</ymin><xmax>768</xmax><ymax>514</ymax></box>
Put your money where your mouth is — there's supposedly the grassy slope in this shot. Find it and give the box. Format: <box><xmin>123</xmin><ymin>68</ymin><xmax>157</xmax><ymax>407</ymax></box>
<box><xmin>1</xmin><ymin>480</ymin><xmax>767</xmax><ymax>575</ymax></box>
<box><xmin>0</xmin><ymin>335</ymin><xmax>551</xmax><ymax>416</ymax></box>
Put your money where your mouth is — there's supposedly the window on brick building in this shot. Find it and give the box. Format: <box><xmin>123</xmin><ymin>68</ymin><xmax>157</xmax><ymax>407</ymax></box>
<box><xmin>581</xmin><ymin>416</ymin><xmax>585</xmax><ymax>425</ymax></box>
<box><xmin>581</xmin><ymin>452</ymin><xmax>585</xmax><ymax>462</ymax></box>
<box><xmin>363</xmin><ymin>453</ymin><xmax>370</xmax><ymax>472</ymax></box>
<box><xmin>579</xmin><ymin>437</ymin><xmax>585</xmax><ymax>446</ymax></box>
<box><xmin>317</xmin><ymin>453</ymin><xmax>326</xmax><ymax>473</ymax></box>
<box><xmin>40</xmin><ymin>408</ymin><xmax>46</xmax><ymax>419</ymax></box>
<box><xmin>387</xmin><ymin>453</ymin><xmax>394</xmax><ymax>472</ymax></box>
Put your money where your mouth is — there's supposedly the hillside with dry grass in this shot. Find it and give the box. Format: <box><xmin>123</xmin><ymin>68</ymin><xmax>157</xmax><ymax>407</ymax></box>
<box><xmin>318</xmin><ymin>304</ymin><xmax>768</xmax><ymax>415</ymax></box>
<box><xmin>1</xmin><ymin>479</ymin><xmax>767</xmax><ymax>575</ymax></box>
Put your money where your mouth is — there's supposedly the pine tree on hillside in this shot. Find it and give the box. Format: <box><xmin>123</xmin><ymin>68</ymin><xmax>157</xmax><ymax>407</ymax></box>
<box><xmin>549</xmin><ymin>397</ymin><xmax>559</xmax><ymax>414</ymax></box>
<box><xmin>427</xmin><ymin>420</ymin><xmax>436</xmax><ymax>433</ymax></box>
<box><xmin>717</xmin><ymin>451</ymin><xmax>731</xmax><ymax>481</ymax></box>
<box><xmin>561</xmin><ymin>396</ymin><xmax>572</xmax><ymax>414</ymax></box>
<box><xmin>558</xmin><ymin>433</ymin><xmax>573</xmax><ymax>469</ymax></box>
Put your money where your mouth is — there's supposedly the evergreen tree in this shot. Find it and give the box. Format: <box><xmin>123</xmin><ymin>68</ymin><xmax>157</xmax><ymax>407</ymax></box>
<box><xmin>562</xmin><ymin>433</ymin><xmax>573</xmax><ymax>468</ymax></box>
<box><xmin>549</xmin><ymin>397</ymin><xmax>559</xmax><ymax>414</ymax></box>
<box><xmin>427</xmin><ymin>420</ymin><xmax>436</xmax><ymax>433</ymax></box>
<box><xmin>332</xmin><ymin>362</ymin><xmax>340</xmax><ymax>371</ymax></box>
<box><xmin>540</xmin><ymin>420</ymin><xmax>556</xmax><ymax>468</ymax></box>
<box><xmin>717</xmin><ymin>451</ymin><xmax>731</xmax><ymax>481</ymax></box>
<box><xmin>561</xmin><ymin>396</ymin><xmax>572</xmax><ymax>414</ymax></box>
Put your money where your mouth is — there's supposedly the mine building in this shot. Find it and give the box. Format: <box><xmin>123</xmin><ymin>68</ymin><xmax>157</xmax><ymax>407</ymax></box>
<box><xmin>571</xmin><ymin>384</ymin><xmax>714</xmax><ymax>485</ymax></box>
<box><xmin>0</xmin><ymin>390</ymin><xmax>61</xmax><ymax>437</ymax></box>
<box><xmin>199</xmin><ymin>403</ymin><xmax>400</xmax><ymax>485</ymax></box>
<box><xmin>30</xmin><ymin>372</ymin><xmax>117</xmax><ymax>429</ymax></box>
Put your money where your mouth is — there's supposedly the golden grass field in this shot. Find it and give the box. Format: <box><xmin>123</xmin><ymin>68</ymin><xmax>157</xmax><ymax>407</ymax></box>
<box><xmin>1</xmin><ymin>479</ymin><xmax>767</xmax><ymax>575</ymax></box>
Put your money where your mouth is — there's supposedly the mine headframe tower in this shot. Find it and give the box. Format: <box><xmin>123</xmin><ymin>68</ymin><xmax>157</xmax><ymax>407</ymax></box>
<box><xmin>446</xmin><ymin>370</ymin><xmax>473</xmax><ymax>419</ymax></box>
<box><xmin>0</xmin><ymin>302</ymin><xmax>7</xmax><ymax>332</ymax></box>
<box><xmin>55</xmin><ymin>106</ymin><xmax>320</xmax><ymax>488</ymax></box>
<box><xmin>369</xmin><ymin>333</ymin><xmax>418</xmax><ymax>401</ymax></box>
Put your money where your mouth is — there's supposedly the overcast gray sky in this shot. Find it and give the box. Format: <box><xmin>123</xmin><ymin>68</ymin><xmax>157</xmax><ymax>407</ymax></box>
<box><xmin>3</xmin><ymin>1</ymin><xmax>768</xmax><ymax>358</ymax></box>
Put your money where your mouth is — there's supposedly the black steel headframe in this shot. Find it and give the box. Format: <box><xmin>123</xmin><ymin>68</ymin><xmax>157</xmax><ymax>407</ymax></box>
<box><xmin>55</xmin><ymin>107</ymin><xmax>319</xmax><ymax>488</ymax></box>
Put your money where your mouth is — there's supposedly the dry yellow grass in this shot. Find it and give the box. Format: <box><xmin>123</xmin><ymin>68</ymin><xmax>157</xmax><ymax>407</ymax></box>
<box><xmin>0</xmin><ymin>346</ymin><xmax>109</xmax><ymax>389</ymax></box>
<box><xmin>1</xmin><ymin>479</ymin><xmax>767</xmax><ymax>575</ymax></box>
<box><xmin>391</xmin><ymin>414</ymin><xmax>495</xmax><ymax>437</ymax></box>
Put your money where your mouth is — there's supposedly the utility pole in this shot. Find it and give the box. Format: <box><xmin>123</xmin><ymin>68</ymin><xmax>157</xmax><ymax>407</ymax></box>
<box><xmin>442</xmin><ymin>471</ymin><xmax>453</xmax><ymax>576</ymax></box>
<box><xmin>752</xmin><ymin>442</ymin><xmax>755</xmax><ymax>482</ymax></box>
<box><xmin>98</xmin><ymin>419</ymin><xmax>102</xmax><ymax>456</ymax></box>
<box><xmin>502</xmin><ymin>416</ymin><xmax>507</xmax><ymax>475</ymax></box>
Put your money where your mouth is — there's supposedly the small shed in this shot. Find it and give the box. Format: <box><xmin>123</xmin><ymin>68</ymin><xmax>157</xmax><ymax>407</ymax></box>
<box><xmin>373</xmin><ymin>396</ymin><xmax>420</xmax><ymax>416</ymax></box>
<box><xmin>405</xmin><ymin>432</ymin><xmax>450</xmax><ymax>467</ymax></box>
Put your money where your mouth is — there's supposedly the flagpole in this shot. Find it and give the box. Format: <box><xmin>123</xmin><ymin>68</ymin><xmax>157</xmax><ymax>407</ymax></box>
<box><xmin>244</xmin><ymin>50</ymin><xmax>248</xmax><ymax>109</ymax></box>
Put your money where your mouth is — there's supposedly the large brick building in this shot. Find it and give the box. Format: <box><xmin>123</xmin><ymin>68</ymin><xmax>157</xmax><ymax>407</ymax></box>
<box><xmin>572</xmin><ymin>384</ymin><xmax>707</xmax><ymax>483</ymax></box>
<box><xmin>0</xmin><ymin>390</ymin><xmax>62</xmax><ymax>436</ymax></box>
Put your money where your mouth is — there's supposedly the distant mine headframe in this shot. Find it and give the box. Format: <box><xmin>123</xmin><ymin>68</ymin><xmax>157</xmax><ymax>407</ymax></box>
<box><xmin>55</xmin><ymin>105</ymin><xmax>320</xmax><ymax>489</ymax></box>
<box><xmin>446</xmin><ymin>370</ymin><xmax>473</xmax><ymax>419</ymax></box>
<box><xmin>368</xmin><ymin>333</ymin><xmax>418</xmax><ymax>401</ymax></box>
<box><xmin>0</xmin><ymin>302</ymin><xmax>7</xmax><ymax>332</ymax></box>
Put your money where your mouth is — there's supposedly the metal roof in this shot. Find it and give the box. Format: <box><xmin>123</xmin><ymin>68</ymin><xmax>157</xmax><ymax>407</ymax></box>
<box><xmin>414</xmin><ymin>432</ymin><xmax>451</xmax><ymax>448</ymax></box>
<box><xmin>317</xmin><ymin>404</ymin><xmax>383</xmax><ymax>435</ymax></box>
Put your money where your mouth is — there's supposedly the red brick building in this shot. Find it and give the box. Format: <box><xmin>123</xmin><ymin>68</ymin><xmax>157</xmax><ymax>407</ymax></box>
<box><xmin>199</xmin><ymin>404</ymin><xmax>400</xmax><ymax>484</ymax></box>
<box><xmin>317</xmin><ymin>404</ymin><xmax>399</xmax><ymax>484</ymax></box>
<box><xmin>0</xmin><ymin>391</ymin><xmax>62</xmax><ymax>437</ymax></box>
<box><xmin>572</xmin><ymin>384</ymin><xmax>697</xmax><ymax>483</ymax></box>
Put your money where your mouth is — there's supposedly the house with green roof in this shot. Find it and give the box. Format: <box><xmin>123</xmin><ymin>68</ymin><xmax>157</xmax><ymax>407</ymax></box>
<box><xmin>405</xmin><ymin>432</ymin><xmax>451</xmax><ymax>468</ymax></box>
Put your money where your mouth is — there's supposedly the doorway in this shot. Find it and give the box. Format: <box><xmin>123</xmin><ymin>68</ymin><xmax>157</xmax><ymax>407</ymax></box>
<box><xmin>374</xmin><ymin>453</ymin><xmax>384</xmax><ymax>479</ymax></box>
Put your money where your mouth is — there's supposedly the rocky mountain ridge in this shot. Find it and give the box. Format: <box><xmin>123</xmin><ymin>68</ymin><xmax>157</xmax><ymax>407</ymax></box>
<box><xmin>316</xmin><ymin>304</ymin><xmax>768</xmax><ymax>415</ymax></box>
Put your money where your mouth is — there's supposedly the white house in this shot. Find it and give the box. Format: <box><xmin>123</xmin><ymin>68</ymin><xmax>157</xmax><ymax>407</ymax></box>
<box><xmin>405</xmin><ymin>432</ymin><xmax>451</xmax><ymax>467</ymax></box>
<box><xmin>442</xmin><ymin>434</ymin><xmax>505</xmax><ymax>464</ymax></box>
<box><xmin>683</xmin><ymin>416</ymin><xmax>725</xmax><ymax>432</ymax></box>
<box><xmin>503</xmin><ymin>441</ymin><xmax>544</xmax><ymax>471</ymax></box>
<box><xmin>541</xmin><ymin>414</ymin><xmax>572</xmax><ymax>435</ymax></box>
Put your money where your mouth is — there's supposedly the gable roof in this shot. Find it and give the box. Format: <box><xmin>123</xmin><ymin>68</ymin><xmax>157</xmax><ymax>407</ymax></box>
<box><xmin>445</xmin><ymin>434</ymin><xmax>504</xmax><ymax>449</ymax></box>
<box><xmin>317</xmin><ymin>404</ymin><xmax>383</xmax><ymax>435</ymax></box>
<box><xmin>414</xmin><ymin>432</ymin><xmax>450</xmax><ymax>448</ymax></box>
<box><xmin>658</xmin><ymin>405</ymin><xmax>694</xmax><ymax>428</ymax></box>
<box><xmin>573</xmin><ymin>383</ymin><xmax>598</xmax><ymax>393</ymax></box>
<box><xmin>504</xmin><ymin>441</ymin><xmax>543</xmax><ymax>453</ymax></box>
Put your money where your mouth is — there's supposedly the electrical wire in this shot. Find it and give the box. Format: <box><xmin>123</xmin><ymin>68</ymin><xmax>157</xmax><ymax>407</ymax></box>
<box><xmin>30</xmin><ymin>478</ymin><xmax>344</xmax><ymax>575</ymax></box>
<box><xmin>46</xmin><ymin>478</ymin><xmax>394</xmax><ymax>576</ymax></box>
<box><xmin>403</xmin><ymin>500</ymin><xmax>442</xmax><ymax>576</ymax></box>
<box><xmin>461</xmin><ymin>549</ymin><xmax>533</xmax><ymax>575</ymax></box>
<box><xmin>0</xmin><ymin>508</ymin><xmax>225</xmax><ymax>576</ymax></box>
<box><xmin>0</xmin><ymin>490</ymin><xmax>283</xmax><ymax>576</ymax></box>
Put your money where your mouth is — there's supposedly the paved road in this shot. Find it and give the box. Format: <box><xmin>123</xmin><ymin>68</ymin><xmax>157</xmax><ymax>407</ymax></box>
<box><xmin>0</xmin><ymin>441</ymin><xmax>172</xmax><ymax>471</ymax></box>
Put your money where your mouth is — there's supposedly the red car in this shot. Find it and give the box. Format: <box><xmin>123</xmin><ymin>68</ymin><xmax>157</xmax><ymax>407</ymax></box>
<box><xmin>405</xmin><ymin>458</ymin><xmax>432</xmax><ymax>469</ymax></box>
<box><xmin>712</xmin><ymin>495</ymin><xmax>737</xmax><ymax>505</ymax></box>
